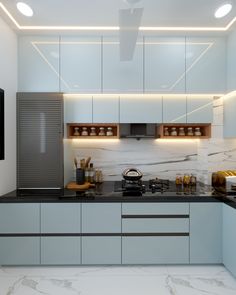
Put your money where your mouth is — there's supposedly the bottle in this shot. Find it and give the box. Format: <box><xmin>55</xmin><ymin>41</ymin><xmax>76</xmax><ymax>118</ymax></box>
<box><xmin>85</xmin><ymin>167</ymin><xmax>89</xmax><ymax>182</ymax></box>
<box><xmin>89</xmin><ymin>163</ymin><xmax>95</xmax><ymax>183</ymax></box>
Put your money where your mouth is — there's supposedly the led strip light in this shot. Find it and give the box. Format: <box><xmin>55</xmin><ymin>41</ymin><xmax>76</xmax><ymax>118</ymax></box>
<box><xmin>0</xmin><ymin>2</ymin><xmax>236</xmax><ymax>31</ymax></box>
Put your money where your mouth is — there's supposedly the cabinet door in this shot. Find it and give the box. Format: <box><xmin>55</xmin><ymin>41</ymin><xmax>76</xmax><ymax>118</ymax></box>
<box><xmin>223</xmin><ymin>204</ymin><xmax>236</xmax><ymax>277</ymax></box>
<box><xmin>163</xmin><ymin>96</ymin><xmax>187</xmax><ymax>123</ymax></box>
<box><xmin>0</xmin><ymin>237</ymin><xmax>40</xmax><ymax>265</ymax></box>
<box><xmin>64</xmin><ymin>95</ymin><xmax>92</xmax><ymax>123</ymax></box>
<box><xmin>0</xmin><ymin>204</ymin><xmax>40</xmax><ymax>233</ymax></box>
<box><xmin>41</xmin><ymin>237</ymin><xmax>81</xmax><ymax>265</ymax></box>
<box><xmin>122</xmin><ymin>237</ymin><xmax>189</xmax><ymax>264</ymax></box>
<box><xmin>186</xmin><ymin>37</ymin><xmax>226</xmax><ymax>94</ymax></box>
<box><xmin>41</xmin><ymin>203</ymin><xmax>81</xmax><ymax>233</ymax></box>
<box><xmin>187</xmin><ymin>96</ymin><xmax>213</xmax><ymax>123</ymax></box>
<box><xmin>60</xmin><ymin>37</ymin><xmax>101</xmax><ymax>93</ymax></box>
<box><xmin>145</xmin><ymin>37</ymin><xmax>185</xmax><ymax>93</ymax></box>
<box><xmin>18</xmin><ymin>36</ymin><xmax>60</xmax><ymax>92</ymax></box>
<box><xmin>120</xmin><ymin>96</ymin><xmax>162</xmax><ymax>123</ymax></box>
<box><xmin>224</xmin><ymin>93</ymin><xmax>236</xmax><ymax>138</ymax></box>
<box><xmin>190</xmin><ymin>203</ymin><xmax>222</xmax><ymax>264</ymax></box>
<box><xmin>93</xmin><ymin>96</ymin><xmax>119</xmax><ymax>123</ymax></box>
<box><xmin>82</xmin><ymin>237</ymin><xmax>121</xmax><ymax>265</ymax></box>
<box><xmin>103</xmin><ymin>37</ymin><xmax>143</xmax><ymax>93</ymax></box>
<box><xmin>82</xmin><ymin>203</ymin><xmax>121</xmax><ymax>233</ymax></box>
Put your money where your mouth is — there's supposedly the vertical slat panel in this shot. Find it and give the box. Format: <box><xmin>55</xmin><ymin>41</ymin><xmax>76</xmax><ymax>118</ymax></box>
<box><xmin>17</xmin><ymin>93</ymin><xmax>63</xmax><ymax>188</ymax></box>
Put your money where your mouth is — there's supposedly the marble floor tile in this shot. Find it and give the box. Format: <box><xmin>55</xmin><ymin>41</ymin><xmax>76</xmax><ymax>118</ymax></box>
<box><xmin>0</xmin><ymin>266</ymin><xmax>236</xmax><ymax>295</ymax></box>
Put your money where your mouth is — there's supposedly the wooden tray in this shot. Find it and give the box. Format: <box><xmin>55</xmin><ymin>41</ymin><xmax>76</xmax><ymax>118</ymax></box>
<box><xmin>66</xmin><ymin>182</ymin><xmax>95</xmax><ymax>191</ymax></box>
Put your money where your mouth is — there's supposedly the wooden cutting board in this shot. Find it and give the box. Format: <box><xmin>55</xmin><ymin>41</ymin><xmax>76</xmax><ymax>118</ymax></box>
<box><xmin>66</xmin><ymin>181</ymin><xmax>95</xmax><ymax>191</ymax></box>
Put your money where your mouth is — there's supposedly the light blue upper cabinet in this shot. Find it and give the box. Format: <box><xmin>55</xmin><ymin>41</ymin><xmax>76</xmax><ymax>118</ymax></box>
<box><xmin>120</xmin><ymin>95</ymin><xmax>162</xmax><ymax>123</ymax></box>
<box><xmin>93</xmin><ymin>95</ymin><xmax>119</xmax><ymax>123</ymax></box>
<box><xmin>186</xmin><ymin>37</ymin><xmax>226</xmax><ymax>94</ymax></box>
<box><xmin>103</xmin><ymin>37</ymin><xmax>143</xmax><ymax>93</ymax></box>
<box><xmin>60</xmin><ymin>37</ymin><xmax>101</xmax><ymax>93</ymax></box>
<box><xmin>145</xmin><ymin>37</ymin><xmax>185</xmax><ymax>93</ymax></box>
<box><xmin>64</xmin><ymin>95</ymin><xmax>93</xmax><ymax>123</ymax></box>
<box><xmin>187</xmin><ymin>95</ymin><xmax>213</xmax><ymax>123</ymax></box>
<box><xmin>224</xmin><ymin>93</ymin><xmax>236</xmax><ymax>138</ymax></box>
<box><xmin>18</xmin><ymin>36</ymin><xmax>60</xmax><ymax>92</ymax></box>
<box><xmin>163</xmin><ymin>96</ymin><xmax>187</xmax><ymax>123</ymax></box>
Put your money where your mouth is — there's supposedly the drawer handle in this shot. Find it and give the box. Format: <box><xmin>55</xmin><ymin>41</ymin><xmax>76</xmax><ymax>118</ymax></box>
<box><xmin>122</xmin><ymin>214</ymin><xmax>189</xmax><ymax>219</ymax></box>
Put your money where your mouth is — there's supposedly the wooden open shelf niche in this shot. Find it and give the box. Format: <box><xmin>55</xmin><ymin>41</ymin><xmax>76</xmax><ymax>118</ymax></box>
<box><xmin>67</xmin><ymin>123</ymin><xmax>120</xmax><ymax>139</ymax></box>
<box><xmin>157</xmin><ymin>123</ymin><xmax>211</xmax><ymax>139</ymax></box>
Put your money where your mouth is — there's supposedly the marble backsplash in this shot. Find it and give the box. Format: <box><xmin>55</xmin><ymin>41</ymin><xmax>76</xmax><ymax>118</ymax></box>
<box><xmin>64</xmin><ymin>97</ymin><xmax>236</xmax><ymax>185</ymax></box>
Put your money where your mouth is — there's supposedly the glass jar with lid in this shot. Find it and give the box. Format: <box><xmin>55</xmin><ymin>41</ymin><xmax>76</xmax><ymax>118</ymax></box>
<box><xmin>98</xmin><ymin>127</ymin><xmax>105</xmax><ymax>136</ymax></box>
<box><xmin>178</xmin><ymin>127</ymin><xmax>185</xmax><ymax>136</ymax></box>
<box><xmin>81</xmin><ymin>127</ymin><xmax>88</xmax><ymax>136</ymax></box>
<box><xmin>164</xmin><ymin>127</ymin><xmax>169</xmax><ymax>136</ymax></box>
<box><xmin>106</xmin><ymin>127</ymin><xmax>113</xmax><ymax>136</ymax></box>
<box><xmin>170</xmin><ymin>127</ymin><xmax>177</xmax><ymax>136</ymax></box>
<box><xmin>187</xmin><ymin>127</ymin><xmax>193</xmax><ymax>136</ymax></box>
<box><xmin>194</xmin><ymin>127</ymin><xmax>202</xmax><ymax>136</ymax></box>
<box><xmin>90</xmin><ymin>127</ymin><xmax>97</xmax><ymax>136</ymax></box>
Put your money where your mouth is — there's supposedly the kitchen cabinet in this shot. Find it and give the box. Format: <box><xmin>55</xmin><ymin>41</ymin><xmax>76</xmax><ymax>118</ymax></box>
<box><xmin>93</xmin><ymin>96</ymin><xmax>119</xmax><ymax>123</ymax></box>
<box><xmin>18</xmin><ymin>36</ymin><xmax>60</xmax><ymax>92</ymax></box>
<box><xmin>223</xmin><ymin>204</ymin><xmax>236</xmax><ymax>277</ymax></box>
<box><xmin>224</xmin><ymin>93</ymin><xmax>236</xmax><ymax>138</ymax></box>
<box><xmin>17</xmin><ymin>93</ymin><xmax>63</xmax><ymax>189</ymax></box>
<box><xmin>82</xmin><ymin>237</ymin><xmax>121</xmax><ymax>265</ymax></box>
<box><xmin>190</xmin><ymin>203</ymin><xmax>222</xmax><ymax>264</ymax></box>
<box><xmin>122</xmin><ymin>203</ymin><xmax>189</xmax><ymax>264</ymax></box>
<box><xmin>119</xmin><ymin>95</ymin><xmax>162</xmax><ymax>123</ymax></box>
<box><xmin>41</xmin><ymin>203</ymin><xmax>81</xmax><ymax>233</ymax></box>
<box><xmin>64</xmin><ymin>95</ymin><xmax>92</xmax><ymax>123</ymax></box>
<box><xmin>82</xmin><ymin>203</ymin><xmax>121</xmax><ymax>233</ymax></box>
<box><xmin>60</xmin><ymin>37</ymin><xmax>101</xmax><ymax>93</ymax></box>
<box><xmin>103</xmin><ymin>37</ymin><xmax>143</xmax><ymax>93</ymax></box>
<box><xmin>145</xmin><ymin>37</ymin><xmax>185</xmax><ymax>93</ymax></box>
<box><xmin>186</xmin><ymin>37</ymin><xmax>226</xmax><ymax>94</ymax></box>
<box><xmin>163</xmin><ymin>96</ymin><xmax>187</xmax><ymax>123</ymax></box>
<box><xmin>187</xmin><ymin>96</ymin><xmax>213</xmax><ymax>123</ymax></box>
<box><xmin>41</xmin><ymin>237</ymin><xmax>81</xmax><ymax>265</ymax></box>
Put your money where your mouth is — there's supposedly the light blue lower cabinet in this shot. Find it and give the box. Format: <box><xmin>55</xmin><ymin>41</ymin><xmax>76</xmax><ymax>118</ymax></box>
<box><xmin>190</xmin><ymin>203</ymin><xmax>222</xmax><ymax>264</ymax></box>
<box><xmin>82</xmin><ymin>237</ymin><xmax>121</xmax><ymax>265</ymax></box>
<box><xmin>41</xmin><ymin>237</ymin><xmax>81</xmax><ymax>265</ymax></box>
<box><xmin>122</xmin><ymin>237</ymin><xmax>189</xmax><ymax>264</ymax></box>
<box><xmin>0</xmin><ymin>237</ymin><xmax>40</xmax><ymax>265</ymax></box>
<box><xmin>223</xmin><ymin>204</ymin><xmax>236</xmax><ymax>277</ymax></box>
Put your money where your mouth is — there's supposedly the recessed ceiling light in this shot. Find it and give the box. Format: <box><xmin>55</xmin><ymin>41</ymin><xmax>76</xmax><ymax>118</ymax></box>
<box><xmin>215</xmin><ymin>3</ymin><xmax>232</xmax><ymax>18</ymax></box>
<box><xmin>16</xmin><ymin>2</ymin><xmax>33</xmax><ymax>17</ymax></box>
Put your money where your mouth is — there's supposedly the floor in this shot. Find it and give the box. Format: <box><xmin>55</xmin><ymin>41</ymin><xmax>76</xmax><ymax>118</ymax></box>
<box><xmin>0</xmin><ymin>265</ymin><xmax>236</xmax><ymax>295</ymax></box>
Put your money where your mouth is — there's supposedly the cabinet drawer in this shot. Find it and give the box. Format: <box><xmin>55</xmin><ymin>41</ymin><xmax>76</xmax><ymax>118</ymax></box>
<box><xmin>122</xmin><ymin>203</ymin><xmax>189</xmax><ymax>215</ymax></box>
<box><xmin>122</xmin><ymin>237</ymin><xmax>189</xmax><ymax>264</ymax></box>
<box><xmin>82</xmin><ymin>203</ymin><xmax>121</xmax><ymax>233</ymax></box>
<box><xmin>41</xmin><ymin>203</ymin><xmax>81</xmax><ymax>233</ymax></box>
<box><xmin>122</xmin><ymin>218</ymin><xmax>189</xmax><ymax>233</ymax></box>
<box><xmin>0</xmin><ymin>204</ymin><xmax>40</xmax><ymax>233</ymax></box>
<box><xmin>41</xmin><ymin>237</ymin><xmax>81</xmax><ymax>265</ymax></box>
<box><xmin>82</xmin><ymin>237</ymin><xmax>121</xmax><ymax>265</ymax></box>
<box><xmin>0</xmin><ymin>237</ymin><xmax>40</xmax><ymax>265</ymax></box>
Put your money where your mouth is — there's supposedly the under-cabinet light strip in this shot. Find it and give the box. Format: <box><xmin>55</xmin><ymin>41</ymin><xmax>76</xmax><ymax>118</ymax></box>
<box><xmin>1</xmin><ymin>2</ymin><xmax>236</xmax><ymax>32</ymax></box>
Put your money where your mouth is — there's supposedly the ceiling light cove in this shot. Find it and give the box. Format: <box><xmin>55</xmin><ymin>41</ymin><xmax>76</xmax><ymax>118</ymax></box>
<box><xmin>16</xmin><ymin>2</ymin><xmax>33</xmax><ymax>17</ymax></box>
<box><xmin>215</xmin><ymin>3</ymin><xmax>232</xmax><ymax>18</ymax></box>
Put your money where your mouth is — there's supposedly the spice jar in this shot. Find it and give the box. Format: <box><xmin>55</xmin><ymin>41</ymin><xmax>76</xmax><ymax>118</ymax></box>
<box><xmin>187</xmin><ymin>127</ymin><xmax>193</xmax><ymax>136</ymax></box>
<box><xmin>98</xmin><ymin>127</ymin><xmax>105</xmax><ymax>136</ymax></box>
<box><xmin>175</xmin><ymin>173</ymin><xmax>183</xmax><ymax>185</ymax></box>
<box><xmin>90</xmin><ymin>127</ymin><xmax>96</xmax><ymax>136</ymax></box>
<box><xmin>178</xmin><ymin>127</ymin><xmax>185</xmax><ymax>136</ymax></box>
<box><xmin>190</xmin><ymin>174</ymin><xmax>197</xmax><ymax>186</ymax></box>
<box><xmin>170</xmin><ymin>127</ymin><xmax>177</xmax><ymax>136</ymax></box>
<box><xmin>81</xmin><ymin>127</ymin><xmax>88</xmax><ymax>136</ymax></box>
<box><xmin>106</xmin><ymin>127</ymin><xmax>113</xmax><ymax>136</ymax></box>
<box><xmin>164</xmin><ymin>127</ymin><xmax>169</xmax><ymax>136</ymax></box>
<box><xmin>194</xmin><ymin>127</ymin><xmax>202</xmax><ymax>136</ymax></box>
<box><xmin>183</xmin><ymin>174</ymin><xmax>191</xmax><ymax>186</ymax></box>
<box><xmin>73</xmin><ymin>127</ymin><xmax>80</xmax><ymax>136</ymax></box>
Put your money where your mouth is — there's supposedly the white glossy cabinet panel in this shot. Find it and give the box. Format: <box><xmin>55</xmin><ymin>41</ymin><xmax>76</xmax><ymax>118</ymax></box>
<box><xmin>163</xmin><ymin>96</ymin><xmax>187</xmax><ymax>123</ymax></box>
<box><xmin>145</xmin><ymin>37</ymin><xmax>185</xmax><ymax>93</ymax></box>
<box><xmin>186</xmin><ymin>37</ymin><xmax>226</xmax><ymax>94</ymax></box>
<box><xmin>60</xmin><ymin>37</ymin><xmax>101</xmax><ymax>93</ymax></box>
<box><xmin>103</xmin><ymin>37</ymin><xmax>143</xmax><ymax>93</ymax></box>
<box><xmin>224</xmin><ymin>93</ymin><xmax>236</xmax><ymax>138</ymax></box>
<box><xmin>93</xmin><ymin>96</ymin><xmax>119</xmax><ymax>123</ymax></box>
<box><xmin>18</xmin><ymin>36</ymin><xmax>60</xmax><ymax>92</ymax></box>
<box><xmin>64</xmin><ymin>95</ymin><xmax>92</xmax><ymax>123</ymax></box>
<box><xmin>120</xmin><ymin>96</ymin><xmax>162</xmax><ymax>123</ymax></box>
<box><xmin>187</xmin><ymin>96</ymin><xmax>213</xmax><ymax>123</ymax></box>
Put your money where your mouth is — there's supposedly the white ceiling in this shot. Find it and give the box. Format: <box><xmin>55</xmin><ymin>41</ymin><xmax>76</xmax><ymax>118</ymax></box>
<box><xmin>1</xmin><ymin>0</ymin><xmax>236</xmax><ymax>31</ymax></box>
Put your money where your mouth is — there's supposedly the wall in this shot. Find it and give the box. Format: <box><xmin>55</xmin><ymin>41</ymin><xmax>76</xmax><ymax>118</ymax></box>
<box><xmin>64</xmin><ymin>97</ymin><xmax>236</xmax><ymax>184</ymax></box>
<box><xmin>0</xmin><ymin>17</ymin><xmax>17</xmax><ymax>195</ymax></box>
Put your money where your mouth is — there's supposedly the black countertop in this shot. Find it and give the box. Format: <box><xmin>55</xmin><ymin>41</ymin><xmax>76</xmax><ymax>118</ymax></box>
<box><xmin>1</xmin><ymin>181</ymin><xmax>236</xmax><ymax>209</ymax></box>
